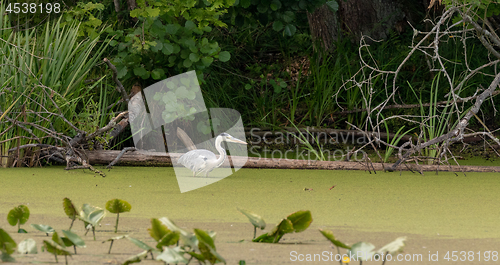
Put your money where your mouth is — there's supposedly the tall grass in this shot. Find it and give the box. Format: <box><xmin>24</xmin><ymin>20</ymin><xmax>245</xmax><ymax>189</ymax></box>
<box><xmin>0</xmin><ymin>5</ymin><xmax>109</xmax><ymax>167</ymax></box>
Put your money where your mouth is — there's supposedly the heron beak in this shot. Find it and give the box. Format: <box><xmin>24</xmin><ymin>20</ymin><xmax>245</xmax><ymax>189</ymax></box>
<box><xmin>228</xmin><ymin>137</ymin><xmax>247</xmax><ymax>145</ymax></box>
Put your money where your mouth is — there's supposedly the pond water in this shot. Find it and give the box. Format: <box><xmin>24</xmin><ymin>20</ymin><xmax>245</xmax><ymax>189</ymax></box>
<box><xmin>1</xmin><ymin>166</ymin><xmax>499</xmax><ymax>239</ymax></box>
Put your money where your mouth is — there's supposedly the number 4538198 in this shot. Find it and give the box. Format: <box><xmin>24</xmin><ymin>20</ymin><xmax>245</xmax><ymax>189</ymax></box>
<box><xmin>5</xmin><ymin>3</ymin><xmax>61</xmax><ymax>14</ymax></box>
<box><xmin>443</xmin><ymin>251</ymin><xmax>498</xmax><ymax>262</ymax></box>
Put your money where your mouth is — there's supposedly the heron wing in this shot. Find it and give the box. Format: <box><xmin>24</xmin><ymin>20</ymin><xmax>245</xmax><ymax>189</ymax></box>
<box><xmin>178</xmin><ymin>149</ymin><xmax>217</xmax><ymax>174</ymax></box>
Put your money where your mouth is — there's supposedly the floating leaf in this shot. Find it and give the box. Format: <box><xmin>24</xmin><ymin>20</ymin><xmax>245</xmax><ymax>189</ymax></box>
<box><xmin>348</xmin><ymin>242</ymin><xmax>375</xmax><ymax>261</ymax></box>
<box><xmin>377</xmin><ymin>237</ymin><xmax>406</xmax><ymax>255</ymax></box>
<box><xmin>62</xmin><ymin>230</ymin><xmax>86</xmax><ymax>248</ymax></box>
<box><xmin>31</xmin><ymin>224</ymin><xmax>55</xmax><ymax>235</ymax></box>
<box><xmin>17</xmin><ymin>238</ymin><xmax>37</xmax><ymax>254</ymax></box>
<box><xmin>319</xmin><ymin>229</ymin><xmax>351</xmax><ymax>249</ymax></box>
<box><xmin>123</xmin><ymin>250</ymin><xmax>148</xmax><ymax>265</ymax></box>
<box><xmin>149</xmin><ymin>218</ymin><xmax>172</xmax><ymax>242</ymax></box>
<box><xmin>7</xmin><ymin>205</ymin><xmax>30</xmax><ymax>230</ymax></box>
<box><xmin>127</xmin><ymin>237</ymin><xmax>154</xmax><ymax>251</ymax></box>
<box><xmin>194</xmin><ymin>229</ymin><xmax>226</xmax><ymax>265</ymax></box>
<box><xmin>106</xmin><ymin>199</ymin><xmax>131</xmax><ymax>233</ymax></box>
<box><xmin>157</xmin><ymin>231</ymin><xmax>180</xmax><ymax>250</ymax></box>
<box><xmin>0</xmin><ymin>228</ymin><xmax>17</xmax><ymax>255</ymax></box>
<box><xmin>51</xmin><ymin>232</ymin><xmax>66</xmax><ymax>248</ymax></box>
<box><xmin>42</xmin><ymin>240</ymin><xmax>72</xmax><ymax>263</ymax></box>
<box><xmin>237</xmin><ymin>208</ymin><xmax>266</xmax><ymax>229</ymax></box>
<box><xmin>156</xmin><ymin>246</ymin><xmax>188</xmax><ymax>264</ymax></box>
<box><xmin>102</xmin><ymin>235</ymin><xmax>128</xmax><ymax>254</ymax></box>
<box><xmin>287</xmin><ymin>210</ymin><xmax>312</xmax><ymax>233</ymax></box>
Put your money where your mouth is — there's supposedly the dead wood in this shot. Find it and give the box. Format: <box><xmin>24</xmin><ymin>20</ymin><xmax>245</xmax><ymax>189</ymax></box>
<box><xmin>85</xmin><ymin>150</ymin><xmax>500</xmax><ymax>173</ymax></box>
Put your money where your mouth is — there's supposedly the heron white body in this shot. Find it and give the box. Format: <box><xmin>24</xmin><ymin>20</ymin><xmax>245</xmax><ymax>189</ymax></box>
<box><xmin>177</xmin><ymin>133</ymin><xmax>247</xmax><ymax>177</ymax></box>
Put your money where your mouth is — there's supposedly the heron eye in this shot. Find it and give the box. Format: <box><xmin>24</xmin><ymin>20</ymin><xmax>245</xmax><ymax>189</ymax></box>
<box><xmin>203</xmin><ymin>157</ymin><xmax>208</xmax><ymax>161</ymax></box>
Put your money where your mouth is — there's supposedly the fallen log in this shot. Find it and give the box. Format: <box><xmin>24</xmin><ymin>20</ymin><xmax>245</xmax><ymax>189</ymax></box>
<box><xmin>86</xmin><ymin>150</ymin><xmax>500</xmax><ymax>173</ymax></box>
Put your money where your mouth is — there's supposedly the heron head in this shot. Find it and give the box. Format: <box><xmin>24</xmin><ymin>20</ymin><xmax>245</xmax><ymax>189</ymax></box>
<box><xmin>220</xmin><ymin>133</ymin><xmax>247</xmax><ymax>145</ymax></box>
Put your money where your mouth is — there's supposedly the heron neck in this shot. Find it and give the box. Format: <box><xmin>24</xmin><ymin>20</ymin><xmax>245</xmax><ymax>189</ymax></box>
<box><xmin>215</xmin><ymin>136</ymin><xmax>227</xmax><ymax>167</ymax></box>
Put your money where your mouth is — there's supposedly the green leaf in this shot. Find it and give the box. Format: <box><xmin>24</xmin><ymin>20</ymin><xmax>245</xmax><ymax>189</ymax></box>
<box><xmin>133</xmin><ymin>67</ymin><xmax>148</xmax><ymax>78</ymax></box>
<box><xmin>151</xmin><ymin>68</ymin><xmax>165</xmax><ymax>80</ymax></box>
<box><xmin>149</xmin><ymin>218</ymin><xmax>172</xmax><ymax>242</ymax></box>
<box><xmin>163</xmin><ymin>43</ymin><xmax>175</xmax><ymax>55</ymax></box>
<box><xmin>237</xmin><ymin>208</ymin><xmax>266</xmax><ymax>229</ymax></box>
<box><xmin>127</xmin><ymin>237</ymin><xmax>155</xmax><ymax>251</ymax></box>
<box><xmin>62</xmin><ymin>230</ymin><xmax>86</xmax><ymax>248</ymax></box>
<box><xmin>272</xmin><ymin>21</ymin><xmax>283</xmax><ymax>31</ymax></box>
<box><xmin>157</xmin><ymin>231</ymin><xmax>180</xmax><ymax>249</ymax></box>
<box><xmin>240</xmin><ymin>0</ymin><xmax>251</xmax><ymax>8</ymax></box>
<box><xmin>185</xmin><ymin>20</ymin><xmax>196</xmax><ymax>31</ymax></box>
<box><xmin>348</xmin><ymin>242</ymin><xmax>375</xmax><ymax>261</ymax></box>
<box><xmin>377</xmin><ymin>237</ymin><xmax>406</xmax><ymax>255</ymax></box>
<box><xmin>166</xmin><ymin>24</ymin><xmax>180</xmax><ymax>35</ymax></box>
<box><xmin>326</xmin><ymin>1</ymin><xmax>339</xmax><ymax>11</ymax></box>
<box><xmin>52</xmin><ymin>232</ymin><xmax>66</xmax><ymax>248</ymax></box>
<box><xmin>282</xmin><ymin>11</ymin><xmax>295</xmax><ymax>23</ymax></box>
<box><xmin>0</xmin><ymin>228</ymin><xmax>17</xmax><ymax>255</ymax></box>
<box><xmin>269</xmin><ymin>218</ymin><xmax>294</xmax><ymax>236</ymax></box>
<box><xmin>30</xmin><ymin>224</ymin><xmax>55</xmax><ymax>234</ymax></box>
<box><xmin>319</xmin><ymin>229</ymin><xmax>351</xmax><ymax>249</ymax></box>
<box><xmin>156</xmin><ymin>246</ymin><xmax>188</xmax><ymax>263</ymax></box>
<box><xmin>105</xmin><ymin>199</ymin><xmax>132</xmax><ymax>214</ymax></box>
<box><xmin>42</xmin><ymin>240</ymin><xmax>72</xmax><ymax>257</ymax></box>
<box><xmin>287</xmin><ymin>210</ymin><xmax>312</xmax><ymax>233</ymax></box>
<box><xmin>194</xmin><ymin>229</ymin><xmax>226</xmax><ymax>264</ymax></box>
<box><xmin>270</xmin><ymin>0</ymin><xmax>282</xmax><ymax>11</ymax></box>
<box><xmin>283</xmin><ymin>24</ymin><xmax>297</xmax><ymax>36</ymax></box>
<box><xmin>218</xmin><ymin>51</ymin><xmax>231</xmax><ymax>62</ymax></box>
<box><xmin>257</xmin><ymin>4</ymin><xmax>268</xmax><ymax>13</ymax></box>
<box><xmin>123</xmin><ymin>250</ymin><xmax>148</xmax><ymax>265</ymax></box>
<box><xmin>79</xmin><ymin>204</ymin><xmax>106</xmax><ymax>227</ymax></box>
<box><xmin>7</xmin><ymin>205</ymin><xmax>30</xmax><ymax>227</ymax></box>
<box><xmin>201</xmin><ymin>57</ymin><xmax>214</xmax><ymax>67</ymax></box>
<box><xmin>17</xmin><ymin>238</ymin><xmax>37</xmax><ymax>254</ymax></box>
<box><xmin>183</xmin><ymin>58</ymin><xmax>193</xmax><ymax>67</ymax></box>
<box><xmin>189</xmin><ymin>53</ymin><xmax>200</xmax><ymax>62</ymax></box>
<box><xmin>63</xmin><ymin>198</ymin><xmax>79</xmax><ymax>220</ymax></box>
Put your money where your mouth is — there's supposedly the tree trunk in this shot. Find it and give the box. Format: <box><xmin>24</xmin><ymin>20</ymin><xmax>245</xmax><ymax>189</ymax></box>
<box><xmin>308</xmin><ymin>0</ymin><xmax>419</xmax><ymax>46</ymax></box>
<box><xmin>307</xmin><ymin>4</ymin><xmax>339</xmax><ymax>53</ymax></box>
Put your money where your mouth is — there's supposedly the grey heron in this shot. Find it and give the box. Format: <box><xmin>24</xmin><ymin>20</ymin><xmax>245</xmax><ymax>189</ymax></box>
<box><xmin>177</xmin><ymin>133</ymin><xmax>247</xmax><ymax>177</ymax></box>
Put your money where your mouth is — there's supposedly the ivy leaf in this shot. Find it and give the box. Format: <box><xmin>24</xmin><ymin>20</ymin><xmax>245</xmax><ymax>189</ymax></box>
<box><xmin>218</xmin><ymin>51</ymin><xmax>231</xmax><ymax>62</ymax></box>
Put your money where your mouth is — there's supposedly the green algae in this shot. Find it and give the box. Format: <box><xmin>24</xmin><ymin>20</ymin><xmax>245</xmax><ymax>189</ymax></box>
<box><xmin>0</xmin><ymin>166</ymin><xmax>500</xmax><ymax>239</ymax></box>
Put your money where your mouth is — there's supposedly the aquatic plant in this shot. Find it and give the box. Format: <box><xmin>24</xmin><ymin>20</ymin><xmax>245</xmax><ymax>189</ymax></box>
<box><xmin>78</xmin><ymin>203</ymin><xmax>106</xmax><ymax>240</ymax></box>
<box><xmin>320</xmin><ymin>229</ymin><xmax>406</xmax><ymax>265</ymax></box>
<box><xmin>252</xmin><ymin>210</ymin><xmax>313</xmax><ymax>243</ymax></box>
<box><xmin>17</xmin><ymin>238</ymin><xmax>37</xmax><ymax>254</ymax></box>
<box><xmin>237</xmin><ymin>207</ymin><xmax>266</xmax><ymax>239</ymax></box>
<box><xmin>62</xmin><ymin>198</ymin><xmax>79</xmax><ymax>230</ymax></box>
<box><xmin>105</xmin><ymin>198</ymin><xmax>132</xmax><ymax>233</ymax></box>
<box><xmin>0</xmin><ymin>228</ymin><xmax>16</xmax><ymax>262</ymax></box>
<box><xmin>30</xmin><ymin>224</ymin><xmax>55</xmax><ymax>236</ymax></box>
<box><xmin>7</xmin><ymin>205</ymin><xmax>30</xmax><ymax>233</ymax></box>
<box><xmin>61</xmin><ymin>230</ymin><xmax>86</xmax><ymax>254</ymax></box>
<box><xmin>42</xmin><ymin>232</ymin><xmax>73</xmax><ymax>265</ymax></box>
